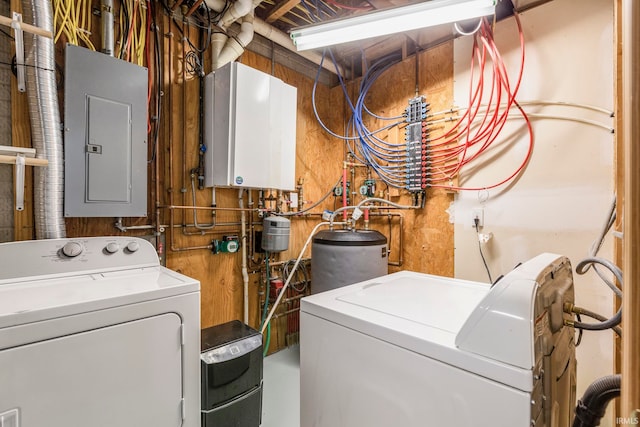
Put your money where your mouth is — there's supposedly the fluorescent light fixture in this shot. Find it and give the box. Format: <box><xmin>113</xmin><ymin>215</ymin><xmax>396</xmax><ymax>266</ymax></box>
<box><xmin>290</xmin><ymin>0</ymin><xmax>496</xmax><ymax>51</ymax></box>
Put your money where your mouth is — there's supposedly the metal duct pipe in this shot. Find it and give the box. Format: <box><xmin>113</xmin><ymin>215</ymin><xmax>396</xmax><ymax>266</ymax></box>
<box><xmin>101</xmin><ymin>0</ymin><xmax>114</xmax><ymax>56</ymax></box>
<box><xmin>21</xmin><ymin>0</ymin><xmax>66</xmax><ymax>239</ymax></box>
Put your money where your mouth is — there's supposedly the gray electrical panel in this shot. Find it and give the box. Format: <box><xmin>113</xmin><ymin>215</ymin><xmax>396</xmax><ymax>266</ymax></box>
<box><xmin>64</xmin><ymin>44</ymin><xmax>147</xmax><ymax>217</ymax></box>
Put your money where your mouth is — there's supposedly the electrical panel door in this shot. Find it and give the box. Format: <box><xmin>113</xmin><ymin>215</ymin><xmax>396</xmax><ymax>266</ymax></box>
<box><xmin>64</xmin><ymin>44</ymin><xmax>147</xmax><ymax>217</ymax></box>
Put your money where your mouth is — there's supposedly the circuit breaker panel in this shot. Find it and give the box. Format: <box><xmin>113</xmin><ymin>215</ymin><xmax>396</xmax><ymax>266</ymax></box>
<box><xmin>204</xmin><ymin>62</ymin><xmax>297</xmax><ymax>191</ymax></box>
<box><xmin>64</xmin><ymin>44</ymin><xmax>148</xmax><ymax>217</ymax></box>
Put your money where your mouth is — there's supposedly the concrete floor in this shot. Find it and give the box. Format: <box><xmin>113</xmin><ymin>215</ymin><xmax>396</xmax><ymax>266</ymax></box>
<box><xmin>262</xmin><ymin>345</ymin><xmax>300</xmax><ymax>427</ymax></box>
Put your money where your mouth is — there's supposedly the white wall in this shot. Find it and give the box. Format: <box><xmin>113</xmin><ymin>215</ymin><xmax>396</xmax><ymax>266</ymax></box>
<box><xmin>453</xmin><ymin>0</ymin><xmax>615</xmax><ymax>425</ymax></box>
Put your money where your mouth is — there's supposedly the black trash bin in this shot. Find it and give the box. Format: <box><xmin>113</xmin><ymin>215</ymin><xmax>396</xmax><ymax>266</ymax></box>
<box><xmin>200</xmin><ymin>320</ymin><xmax>263</xmax><ymax>427</ymax></box>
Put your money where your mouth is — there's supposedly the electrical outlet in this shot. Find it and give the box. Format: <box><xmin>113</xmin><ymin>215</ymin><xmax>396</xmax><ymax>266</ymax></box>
<box><xmin>472</xmin><ymin>208</ymin><xmax>484</xmax><ymax>228</ymax></box>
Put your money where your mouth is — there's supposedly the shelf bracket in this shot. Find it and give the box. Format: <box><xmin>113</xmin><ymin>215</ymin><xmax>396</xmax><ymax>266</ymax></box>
<box><xmin>11</xmin><ymin>12</ymin><xmax>25</xmax><ymax>93</ymax></box>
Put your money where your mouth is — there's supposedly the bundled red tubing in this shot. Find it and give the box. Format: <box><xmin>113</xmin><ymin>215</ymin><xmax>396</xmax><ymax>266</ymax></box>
<box><xmin>427</xmin><ymin>13</ymin><xmax>533</xmax><ymax>191</ymax></box>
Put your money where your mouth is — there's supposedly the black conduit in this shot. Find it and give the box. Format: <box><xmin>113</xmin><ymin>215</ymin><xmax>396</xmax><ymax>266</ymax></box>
<box><xmin>573</xmin><ymin>374</ymin><xmax>621</xmax><ymax>427</ymax></box>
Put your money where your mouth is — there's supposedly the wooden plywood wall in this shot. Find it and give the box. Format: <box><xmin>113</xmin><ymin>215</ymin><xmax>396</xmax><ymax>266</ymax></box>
<box><xmin>10</xmin><ymin>1</ymin><xmax>455</xmax><ymax>353</ymax></box>
<box><xmin>338</xmin><ymin>44</ymin><xmax>456</xmax><ymax>277</ymax></box>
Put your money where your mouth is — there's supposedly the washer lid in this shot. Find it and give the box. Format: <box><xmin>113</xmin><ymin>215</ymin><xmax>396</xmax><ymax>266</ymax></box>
<box><xmin>302</xmin><ymin>266</ymin><xmax>542</xmax><ymax>392</ymax></box>
<box><xmin>335</xmin><ymin>274</ymin><xmax>488</xmax><ymax>333</ymax></box>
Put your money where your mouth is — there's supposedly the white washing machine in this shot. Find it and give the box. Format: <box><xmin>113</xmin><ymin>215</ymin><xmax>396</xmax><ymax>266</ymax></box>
<box><xmin>301</xmin><ymin>253</ymin><xmax>576</xmax><ymax>427</ymax></box>
<box><xmin>0</xmin><ymin>237</ymin><xmax>200</xmax><ymax>427</ymax></box>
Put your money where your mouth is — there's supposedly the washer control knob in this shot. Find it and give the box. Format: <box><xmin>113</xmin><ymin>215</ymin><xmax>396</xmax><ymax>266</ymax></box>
<box><xmin>105</xmin><ymin>242</ymin><xmax>120</xmax><ymax>254</ymax></box>
<box><xmin>61</xmin><ymin>241</ymin><xmax>83</xmax><ymax>257</ymax></box>
<box><xmin>126</xmin><ymin>241</ymin><xmax>140</xmax><ymax>253</ymax></box>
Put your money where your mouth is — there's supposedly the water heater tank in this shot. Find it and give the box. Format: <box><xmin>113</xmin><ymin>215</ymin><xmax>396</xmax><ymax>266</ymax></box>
<box><xmin>311</xmin><ymin>229</ymin><xmax>388</xmax><ymax>295</ymax></box>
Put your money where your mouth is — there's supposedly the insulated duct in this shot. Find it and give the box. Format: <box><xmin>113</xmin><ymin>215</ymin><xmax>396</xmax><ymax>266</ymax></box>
<box><xmin>21</xmin><ymin>0</ymin><xmax>66</xmax><ymax>239</ymax></box>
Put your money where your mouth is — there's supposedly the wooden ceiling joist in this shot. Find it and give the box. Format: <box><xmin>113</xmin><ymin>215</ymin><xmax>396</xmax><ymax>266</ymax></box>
<box><xmin>266</xmin><ymin>0</ymin><xmax>301</xmax><ymax>23</ymax></box>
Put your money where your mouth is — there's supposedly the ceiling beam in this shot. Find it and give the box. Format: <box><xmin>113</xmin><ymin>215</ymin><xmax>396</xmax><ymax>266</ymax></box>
<box><xmin>266</xmin><ymin>0</ymin><xmax>301</xmax><ymax>23</ymax></box>
<box><xmin>365</xmin><ymin>0</ymin><xmax>406</xmax><ymax>10</ymax></box>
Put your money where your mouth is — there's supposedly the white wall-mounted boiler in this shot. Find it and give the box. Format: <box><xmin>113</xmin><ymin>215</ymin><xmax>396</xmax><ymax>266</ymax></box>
<box><xmin>204</xmin><ymin>62</ymin><xmax>297</xmax><ymax>190</ymax></box>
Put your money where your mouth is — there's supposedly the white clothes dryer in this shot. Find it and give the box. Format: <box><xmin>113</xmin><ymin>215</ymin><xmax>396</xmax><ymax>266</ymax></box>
<box><xmin>0</xmin><ymin>237</ymin><xmax>200</xmax><ymax>427</ymax></box>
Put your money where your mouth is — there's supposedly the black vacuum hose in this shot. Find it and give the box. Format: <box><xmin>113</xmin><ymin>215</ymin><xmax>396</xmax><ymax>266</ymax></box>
<box><xmin>573</xmin><ymin>374</ymin><xmax>621</xmax><ymax>427</ymax></box>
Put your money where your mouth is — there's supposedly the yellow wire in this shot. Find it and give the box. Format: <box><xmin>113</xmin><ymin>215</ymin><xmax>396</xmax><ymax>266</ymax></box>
<box><xmin>136</xmin><ymin>0</ymin><xmax>146</xmax><ymax>66</ymax></box>
<box><xmin>53</xmin><ymin>0</ymin><xmax>61</xmax><ymax>34</ymax></box>
<box><xmin>76</xmin><ymin>0</ymin><xmax>95</xmax><ymax>52</ymax></box>
<box><xmin>125</xmin><ymin>0</ymin><xmax>133</xmax><ymax>61</ymax></box>
<box><xmin>86</xmin><ymin>0</ymin><xmax>92</xmax><ymax>34</ymax></box>
<box><xmin>54</xmin><ymin>0</ymin><xmax>71</xmax><ymax>43</ymax></box>
<box><xmin>76</xmin><ymin>0</ymin><xmax>86</xmax><ymax>32</ymax></box>
<box><xmin>67</xmin><ymin>0</ymin><xmax>78</xmax><ymax>45</ymax></box>
<box><xmin>81</xmin><ymin>0</ymin><xmax>96</xmax><ymax>50</ymax></box>
<box><xmin>65</xmin><ymin>0</ymin><xmax>77</xmax><ymax>45</ymax></box>
<box><xmin>131</xmin><ymin>0</ymin><xmax>138</xmax><ymax>63</ymax></box>
<box><xmin>115</xmin><ymin>2</ymin><xmax>124</xmax><ymax>58</ymax></box>
<box><xmin>70</xmin><ymin>0</ymin><xmax>80</xmax><ymax>43</ymax></box>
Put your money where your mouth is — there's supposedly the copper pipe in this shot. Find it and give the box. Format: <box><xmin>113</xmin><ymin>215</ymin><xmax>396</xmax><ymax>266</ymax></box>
<box><xmin>169</xmin><ymin>202</ymin><xmax>215</xmax><ymax>252</ymax></box>
<box><xmin>350</xmin><ymin>162</ymin><xmax>356</xmax><ymax>204</ymax></box>
<box><xmin>160</xmin><ymin>204</ymin><xmax>259</xmax><ymax>212</ymax></box>
<box><xmin>342</xmin><ymin>165</ymin><xmax>347</xmax><ymax>220</ymax></box>
<box><xmin>266</xmin><ymin>258</ymin><xmax>311</xmax><ymax>267</ymax></box>
<box><xmin>368</xmin><ymin>212</ymin><xmax>404</xmax><ymax>267</ymax></box>
<box><xmin>181</xmin><ymin>18</ymin><xmax>187</xmax><ymax>227</ymax></box>
<box><xmin>182</xmin><ymin>228</ymin><xmax>240</xmax><ymax>236</ymax></box>
<box><xmin>272</xmin><ymin>307</ymin><xmax>300</xmax><ymax>319</ymax></box>
<box><xmin>167</xmin><ymin>20</ymin><xmax>176</xmax><ymax>249</ymax></box>
<box><xmin>170</xmin><ymin>0</ymin><xmax>184</xmax><ymax>12</ymax></box>
<box><xmin>276</xmin><ymin>293</ymin><xmax>306</xmax><ymax>304</ymax></box>
<box><xmin>154</xmin><ymin>5</ymin><xmax>161</xmax><ymax>236</ymax></box>
<box><xmin>171</xmin><ymin>221</ymin><xmax>259</xmax><ymax>228</ymax></box>
<box><xmin>185</xmin><ymin>0</ymin><xmax>204</xmax><ymax>17</ymax></box>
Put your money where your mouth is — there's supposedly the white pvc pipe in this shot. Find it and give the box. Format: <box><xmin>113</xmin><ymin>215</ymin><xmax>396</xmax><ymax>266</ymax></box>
<box><xmin>329</xmin><ymin>197</ymin><xmax>418</xmax><ymax>226</ymax></box>
<box><xmin>213</xmin><ymin>13</ymin><xmax>254</xmax><ymax>70</ymax></box>
<box><xmin>239</xmin><ymin>189</ymin><xmax>249</xmax><ymax>324</ymax></box>
<box><xmin>219</xmin><ymin>0</ymin><xmax>252</xmax><ymax>30</ymax></box>
<box><xmin>253</xmin><ymin>17</ymin><xmax>344</xmax><ymax>76</ymax></box>
<box><xmin>209</xmin><ymin>2</ymin><xmax>344</xmax><ymax>77</ymax></box>
<box><xmin>210</xmin><ymin>32</ymin><xmax>228</xmax><ymax>61</ymax></box>
<box><xmin>204</xmin><ymin>0</ymin><xmax>226</xmax><ymax>12</ymax></box>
